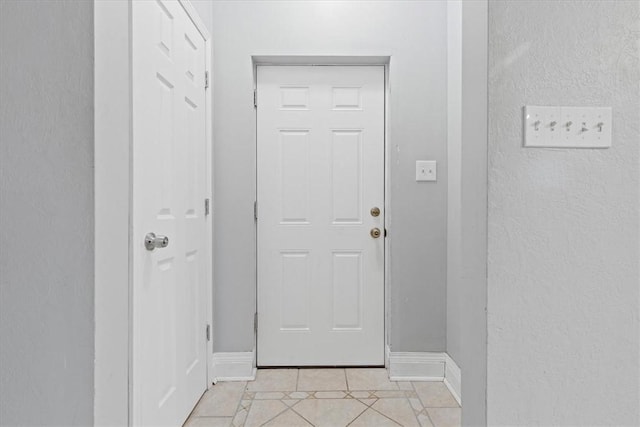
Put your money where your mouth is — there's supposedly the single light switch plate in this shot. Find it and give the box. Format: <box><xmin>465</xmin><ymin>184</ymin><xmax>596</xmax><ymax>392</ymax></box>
<box><xmin>524</xmin><ymin>106</ymin><xmax>612</xmax><ymax>148</ymax></box>
<box><xmin>416</xmin><ymin>160</ymin><xmax>437</xmax><ymax>182</ymax></box>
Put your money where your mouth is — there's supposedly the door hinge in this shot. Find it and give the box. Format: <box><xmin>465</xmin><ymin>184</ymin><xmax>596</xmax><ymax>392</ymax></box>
<box><xmin>206</xmin><ymin>324</ymin><xmax>211</xmax><ymax>342</ymax></box>
<box><xmin>254</xmin><ymin>313</ymin><xmax>258</xmax><ymax>333</ymax></box>
<box><xmin>253</xmin><ymin>89</ymin><xmax>257</xmax><ymax>108</ymax></box>
<box><xmin>205</xmin><ymin>198</ymin><xmax>210</xmax><ymax>216</ymax></box>
<box><xmin>204</xmin><ymin>71</ymin><xmax>209</xmax><ymax>89</ymax></box>
<box><xmin>254</xmin><ymin>200</ymin><xmax>258</xmax><ymax>222</ymax></box>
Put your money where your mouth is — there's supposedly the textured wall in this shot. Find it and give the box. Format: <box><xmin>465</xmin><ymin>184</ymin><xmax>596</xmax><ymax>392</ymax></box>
<box><xmin>0</xmin><ymin>1</ymin><xmax>95</xmax><ymax>425</ymax></box>
<box><xmin>211</xmin><ymin>1</ymin><xmax>449</xmax><ymax>353</ymax></box>
<box><xmin>488</xmin><ymin>1</ymin><xmax>640</xmax><ymax>425</ymax></box>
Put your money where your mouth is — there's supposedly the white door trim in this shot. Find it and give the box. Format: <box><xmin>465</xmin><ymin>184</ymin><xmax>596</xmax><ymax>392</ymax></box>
<box><xmin>251</xmin><ymin>56</ymin><xmax>391</xmax><ymax>366</ymax></box>
<box><xmin>94</xmin><ymin>1</ymin><xmax>213</xmax><ymax>425</ymax></box>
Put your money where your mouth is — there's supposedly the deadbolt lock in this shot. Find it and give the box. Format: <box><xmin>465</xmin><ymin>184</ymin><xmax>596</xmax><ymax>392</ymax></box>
<box><xmin>370</xmin><ymin>207</ymin><xmax>380</xmax><ymax>217</ymax></box>
<box><xmin>370</xmin><ymin>228</ymin><xmax>381</xmax><ymax>239</ymax></box>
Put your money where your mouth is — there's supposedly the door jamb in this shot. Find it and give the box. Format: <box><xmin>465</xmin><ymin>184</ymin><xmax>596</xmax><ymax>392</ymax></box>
<box><xmin>251</xmin><ymin>57</ymin><xmax>392</xmax><ymax>366</ymax></box>
<box><xmin>94</xmin><ymin>1</ymin><xmax>213</xmax><ymax>425</ymax></box>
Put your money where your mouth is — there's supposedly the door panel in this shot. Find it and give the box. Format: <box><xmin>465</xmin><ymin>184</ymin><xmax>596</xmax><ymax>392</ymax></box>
<box><xmin>257</xmin><ymin>66</ymin><xmax>385</xmax><ymax>366</ymax></box>
<box><xmin>132</xmin><ymin>1</ymin><xmax>207</xmax><ymax>425</ymax></box>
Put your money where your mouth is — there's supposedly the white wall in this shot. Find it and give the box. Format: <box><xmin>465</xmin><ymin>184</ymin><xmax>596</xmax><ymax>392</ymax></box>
<box><xmin>487</xmin><ymin>1</ymin><xmax>640</xmax><ymax>425</ymax></box>
<box><xmin>0</xmin><ymin>1</ymin><xmax>95</xmax><ymax>425</ymax></box>
<box><xmin>446</xmin><ymin>1</ymin><xmax>489</xmax><ymax>425</ymax></box>
<box><xmin>211</xmin><ymin>1</ymin><xmax>449</xmax><ymax>353</ymax></box>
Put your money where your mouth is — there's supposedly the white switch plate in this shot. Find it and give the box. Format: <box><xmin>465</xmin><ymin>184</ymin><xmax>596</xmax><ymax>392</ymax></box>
<box><xmin>524</xmin><ymin>106</ymin><xmax>612</xmax><ymax>148</ymax></box>
<box><xmin>416</xmin><ymin>160</ymin><xmax>437</xmax><ymax>182</ymax></box>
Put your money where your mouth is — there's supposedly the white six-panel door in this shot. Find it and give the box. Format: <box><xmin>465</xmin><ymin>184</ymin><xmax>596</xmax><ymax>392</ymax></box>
<box><xmin>132</xmin><ymin>1</ymin><xmax>208</xmax><ymax>425</ymax></box>
<box><xmin>257</xmin><ymin>66</ymin><xmax>385</xmax><ymax>366</ymax></box>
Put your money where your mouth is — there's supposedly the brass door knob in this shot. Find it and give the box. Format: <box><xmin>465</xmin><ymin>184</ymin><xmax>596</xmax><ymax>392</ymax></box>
<box><xmin>370</xmin><ymin>207</ymin><xmax>380</xmax><ymax>217</ymax></box>
<box><xmin>370</xmin><ymin>228</ymin><xmax>381</xmax><ymax>238</ymax></box>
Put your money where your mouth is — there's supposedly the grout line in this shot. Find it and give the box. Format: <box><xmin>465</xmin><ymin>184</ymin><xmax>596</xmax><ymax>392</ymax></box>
<box><xmin>424</xmin><ymin>407</ymin><xmax>438</xmax><ymax>427</ymax></box>
<box><xmin>344</xmin><ymin>368</ymin><xmax>350</xmax><ymax>391</ymax></box>
<box><xmin>255</xmin><ymin>401</ymin><xmax>290</xmax><ymax>427</ymax></box>
<box><xmin>295</xmin><ymin>368</ymin><xmax>300</xmax><ymax>391</ymax></box>
<box><xmin>399</xmin><ymin>385</ymin><xmax>421</xmax><ymax>427</ymax></box>
<box><xmin>366</xmin><ymin>404</ymin><xmax>404</xmax><ymax>426</ymax></box>
<box><xmin>410</xmin><ymin>380</ymin><xmax>433</xmax><ymax>426</ymax></box>
<box><xmin>229</xmin><ymin>382</ymin><xmax>250</xmax><ymax>426</ymax></box>
<box><xmin>408</xmin><ymin>379</ymin><xmax>424</xmax><ymax>425</ymax></box>
<box><xmin>344</xmin><ymin>404</ymin><xmax>369</xmax><ymax>427</ymax></box>
<box><xmin>289</xmin><ymin>403</ymin><xmax>316</xmax><ymax>426</ymax></box>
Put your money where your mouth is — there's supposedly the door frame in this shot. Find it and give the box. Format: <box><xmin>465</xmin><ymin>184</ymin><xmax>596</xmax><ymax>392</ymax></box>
<box><xmin>94</xmin><ymin>1</ymin><xmax>213</xmax><ymax>425</ymax></box>
<box><xmin>252</xmin><ymin>57</ymin><xmax>392</xmax><ymax>366</ymax></box>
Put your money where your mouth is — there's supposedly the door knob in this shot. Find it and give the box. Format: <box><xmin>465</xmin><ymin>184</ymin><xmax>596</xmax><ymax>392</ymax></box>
<box><xmin>370</xmin><ymin>207</ymin><xmax>380</xmax><ymax>217</ymax></box>
<box><xmin>370</xmin><ymin>228</ymin><xmax>381</xmax><ymax>239</ymax></box>
<box><xmin>145</xmin><ymin>232</ymin><xmax>169</xmax><ymax>251</ymax></box>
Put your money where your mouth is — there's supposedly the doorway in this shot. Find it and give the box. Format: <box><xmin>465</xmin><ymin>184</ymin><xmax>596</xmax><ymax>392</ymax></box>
<box><xmin>256</xmin><ymin>65</ymin><xmax>386</xmax><ymax>366</ymax></box>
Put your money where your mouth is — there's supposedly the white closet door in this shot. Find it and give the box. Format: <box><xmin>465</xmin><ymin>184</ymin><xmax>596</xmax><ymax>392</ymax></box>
<box><xmin>132</xmin><ymin>1</ymin><xmax>208</xmax><ymax>425</ymax></box>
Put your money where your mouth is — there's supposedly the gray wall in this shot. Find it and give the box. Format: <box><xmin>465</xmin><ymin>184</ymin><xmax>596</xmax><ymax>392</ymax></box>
<box><xmin>488</xmin><ymin>1</ymin><xmax>640</xmax><ymax>425</ymax></box>
<box><xmin>0</xmin><ymin>1</ymin><xmax>94</xmax><ymax>426</ymax></box>
<box><xmin>211</xmin><ymin>1</ymin><xmax>449</xmax><ymax>353</ymax></box>
<box><xmin>191</xmin><ymin>0</ymin><xmax>214</xmax><ymax>36</ymax></box>
<box><xmin>446</xmin><ymin>1</ymin><xmax>489</xmax><ymax>425</ymax></box>
<box><xmin>446</xmin><ymin>0</ymin><xmax>463</xmax><ymax>368</ymax></box>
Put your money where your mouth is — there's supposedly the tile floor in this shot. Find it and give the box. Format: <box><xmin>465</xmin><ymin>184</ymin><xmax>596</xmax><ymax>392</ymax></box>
<box><xmin>184</xmin><ymin>368</ymin><xmax>461</xmax><ymax>427</ymax></box>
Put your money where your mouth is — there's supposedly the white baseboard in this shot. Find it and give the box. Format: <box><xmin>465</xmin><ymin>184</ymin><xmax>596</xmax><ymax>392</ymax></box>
<box><xmin>444</xmin><ymin>353</ymin><xmax>462</xmax><ymax>406</ymax></box>
<box><xmin>212</xmin><ymin>350</ymin><xmax>256</xmax><ymax>382</ymax></box>
<box><xmin>387</xmin><ymin>351</ymin><xmax>462</xmax><ymax>405</ymax></box>
<box><xmin>388</xmin><ymin>352</ymin><xmax>446</xmax><ymax>381</ymax></box>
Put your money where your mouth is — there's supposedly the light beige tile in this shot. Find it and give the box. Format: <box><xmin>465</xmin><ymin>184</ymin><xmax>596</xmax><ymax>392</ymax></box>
<box><xmin>288</xmin><ymin>391</ymin><xmax>309</xmax><ymax>399</ymax></box>
<box><xmin>183</xmin><ymin>417</ymin><xmax>232</xmax><ymax>427</ymax></box>
<box><xmin>413</xmin><ymin>382</ymin><xmax>459</xmax><ymax>408</ymax></box>
<box><xmin>426</xmin><ymin>408</ymin><xmax>461</xmax><ymax>427</ymax></box>
<box><xmin>409</xmin><ymin>397</ymin><xmax>424</xmax><ymax>412</ymax></box>
<box><xmin>350</xmin><ymin>391</ymin><xmax>373</xmax><ymax>399</ymax></box>
<box><xmin>314</xmin><ymin>391</ymin><xmax>346</xmax><ymax>399</ymax></box>
<box><xmin>358</xmin><ymin>398</ymin><xmax>378</xmax><ymax>407</ymax></box>
<box><xmin>282</xmin><ymin>399</ymin><xmax>299</xmax><ymax>407</ymax></box>
<box><xmin>349</xmin><ymin>408</ymin><xmax>401</xmax><ymax>426</ymax></box>
<box><xmin>232</xmin><ymin>409</ymin><xmax>248</xmax><ymax>427</ymax></box>
<box><xmin>246</xmin><ymin>369</ymin><xmax>298</xmax><ymax>392</ymax></box>
<box><xmin>192</xmin><ymin>382</ymin><xmax>246</xmax><ymax>417</ymax></box>
<box><xmin>263</xmin><ymin>409</ymin><xmax>312</xmax><ymax>426</ymax></box>
<box><xmin>346</xmin><ymin>368</ymin><xmax>399</xmax><ymax>391</ymax></box>
<box><xmin>398</xmin><ymin>381</ymin><xmax>415</xmax><ymax>390</ymax></box>
<box><xmin>373</xmin><ymin>390</ymin><xmax>406</xmax><ymax>398</ymax></box>
<box><xmin>292</xmin><ymin>398</ymin><xmax>367</xmax><ymax>427</ymax></box>
<box><xmin>372</xmin><ymin>398</ymin><xmax>420</xmax><ymax>427</ymax></box>
<box><xmin>244</xmin><ymin>400</ymin><xmax>288</xmax><ymax>427</ymax></box>
<box><xmin>254</xmin><ymin>391</ymin><xmax>285</xmax><ymax>400</ymax></box>
<box><xmin>418</xmin><ymin>413</ymin><xmax>435</xmax><ymax>427</ymax></box>
<box><xmin>297</xmin><ymin>368</ymin><xmax>347</xmax><ymax>391</ymax></box>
